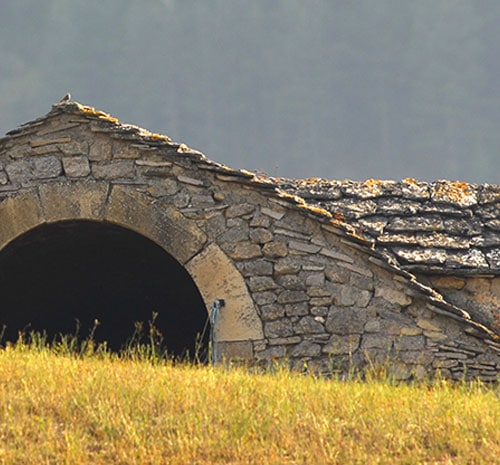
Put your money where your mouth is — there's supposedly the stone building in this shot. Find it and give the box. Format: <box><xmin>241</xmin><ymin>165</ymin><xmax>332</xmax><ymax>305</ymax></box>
<box><xmin>0</xmin><ymin>100</ymin><xmax>498</xmax><ymax>381</ymax></box>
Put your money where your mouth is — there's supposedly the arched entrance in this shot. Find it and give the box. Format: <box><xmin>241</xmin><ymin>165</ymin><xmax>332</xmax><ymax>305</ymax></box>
<box><xmin>0</xmin><ymin>220</ymin><xmax>208</xmax><ymax>358</ymax></box>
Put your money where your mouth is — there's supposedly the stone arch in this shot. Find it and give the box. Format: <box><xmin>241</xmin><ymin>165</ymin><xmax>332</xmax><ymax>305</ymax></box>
<box><xmin>0</xmin><ymin>181</ymin><xmax>263</xmax><ymax>358</ymax></box>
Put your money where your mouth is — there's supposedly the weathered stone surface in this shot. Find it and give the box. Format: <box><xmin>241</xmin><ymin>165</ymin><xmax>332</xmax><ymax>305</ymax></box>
<box><xmin>290</xmin><ymin>341</ymin><xmax>321</xmax><ymax>357</ymax></box>
<box><xmin>273</xmin><ymin>258</ymin><xmax>300</xmax><ymax>275</ymax></box>
<box><xmin>416</xmin><ymin>319</ymin><xmax>441</xmax><ymax>332</ymax></box>
<box><xmin>107</xmin><ymin>186</ymin><xmax>206</xmax><ymax>265</ymax></box>
<box><xmin>264</xmin><ymin>319</ymin><xmax>293</xmax><ymax>338</ymax></box>
<box><xmin>277</xmin><ymin>290</ymin><xmax>308</xmax><ymax>304</ymax></box>
<box><xmin>325</xmin><ymin>266</ymin><xmax>350</xmax><ymax>283</ymax></box>
<box><xmin>248</xmin><ymin>276</ymin><xmax>278</xmax><ymax>292</ymax></box>
<box><xmin>225</xmin><ymin>203</ymin><xmax>255</xmax><ymax>218</ymax></box>
<box><xmin>304</xmin><ymin>272</ymin><xmax>325</xmax><ymax>287</ymax></box>
<box><xmin>374</xmin><ymin>286</ymin><xmax>412</xmax><ymax>306</ymax></box>
<box><xmin>326</xmin><ymin>307</ymin><xmax>368</xmax><ymax>334</ymax></box>
<box><xmin>5</xmin><ymin>159</ymin><xmax>32</xmax><ymax>183</ymax></box>
<box><xmin>394</xmin><ymin>335</ymin><xmax>425</xmax><ymax>351</ymax></box>
<box><xmin>276</xmin><ymin>274</ymin><xmax>305</xmax><ymax>290</ymax></box>
<box><xmin>284</xmin><ymin>303</ymin><xmax>309</xmax><ymax>317</ymax></box>
<box><xmin>323</xmin><ymin>334</ymin><xmax>360</xmax><ymax>354</ymax></box>
<box><xmin>92</xmin><ymin>160</ymin><xmax>135</xmax><ymax>179</ymax></box>
<box><xmin>39</xmin><ymin>181</ymin><xmax>108</xmax><ymax>221</ymax></box>
<box><xmin>0</xmin><ymin>189</ymin><xmax>43</xmax><ymax>249</ymax></box>
<box><xmin>236</xmin><ymin>259</ymin><xmax>273</xmax><ymax>277</ymax></box>
<box><xmin>226</xmin><ymin>242</ymin><xmax>262</xmax><ymax>260</ymax></box>
<box><xmin>361</xmin><ymin>334</ymin><xmax>393</xmax><ymax>349</ymax></box>
<box><xmin>333</xmin><ymin>285</ymin><xmax>372</xmax><ymax>308</ymax></box>
<box><xmin>186</xmin><ymin>243</ymin><xmax>263</xmax><ymax>342</ymax></box>
<box><xmin>31</xmin><ymin>156</ymin><xmax>62</xmax><ymax>179</ymax></box>
<box><xmin>217</xmin><ymin>341</ymin><xmax>253</xmax><ymax>360</ymax></box>
<box><xmin>62</xmin><ymin>156</ymin><xmax>91</xmax><ymax>177</ymax></box>
<box><xmin>219</xmin><ymin>226</ymin><xmax>249</xmax><ymax>243</ymax></box>
<box><xmin>249</xmin><ymin>228</ymin><xmax>273</xmax><ymax>244</ymax></box>
<box><xmin>262</xmin><ymin>241</ymin><xmax>288</xmax><ymax>258</ymax></box>
<box><xmin>260</xmin><ymin>304</ymin><xmax>285</xmax><ymax>320</ymax></box>
<box><xmin>294</xmin><ymin>316</ymin><xmax>325</xmax><ymax>334</ymax></box>
<box><xmin>88</xmin><ymin>137</ymin><xmax>112</xmax><ymax>160</ymax></box>
<box><xmin>289</xmin><ymin>240</ymin><xmax>321</xmax><ymax>254</ymax></box>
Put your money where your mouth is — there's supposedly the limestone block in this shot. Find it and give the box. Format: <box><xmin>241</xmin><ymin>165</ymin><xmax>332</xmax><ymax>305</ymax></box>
<box><xmin>307</xmin><ymin>287</ymin><xmax>331</xmax><ymax>297</ymax></box>
<box><xmin>39</xmin><ymin>181</ymin><xmax>108</xmax><ymax>221</ymax></box>
<box><xmin>5</xmin><ymin>159</ymin><xmax>32</xmax><ymax>183</ymax></box>
<box><xmin>361</xmin><ymin>334</ymin><xmax>394</xmax><ymax>349</ymax></box>
<box><xmin>253</xmin><ymin>291</ymin><xmax>277</xmax><ymax>306</ymax></box>
<box><xmin>262</xmin><ymin>241</ymin><xmax>288</xmax><ymax>258</ymax></box>
<box><xmin>0</xmin><ymin>171</ymin><xmax>8</xmax><ymax>185</ymax></box>
<box><xmin>0</xmin><ymin>189</ymin><xmax>43</xmax><ymax>249</ymax></box>
<box><xmin>62</xmin><ymin>156</ymin><xmax>91</xmax><ymax>177</ymax></box>
<box><xmin>416</xmin><ymin>318</ymin><xmax>441</xmax><ymax>332</ymax></box>
<box><xmin>333</xmin><ymin>285</ymin><xmax>372</xmax><ymax>308</ymax></box>
<box><xmin>310</xmin><ymin>306</ymin><xmax>329</xmax><ymax>317</ymax></box>
<box><xmin>260</xmin><ymin>304</ymin><xmax>285</xmax><ymax>321</ymax></box>
<box><xmin>326</xmin><ymin>307</ymin><xmax>368</xmax><ymax>334</ymax></box>
<box><xmin>277</xmin><ymin>290</ymin><xmax>308</xmax><ymax>304</ymax></box>
<box><xmin>264</xmin><ymin>319</ymin><xmax>294</xmax><ymax>338</ymax></box>
<box><xmin>216</xmin><ymin>341</ymin><xmax>254</xmax><ymax>360</ymax></box>
<box><xmin>255</xmin><ymin>346</ymin><xmax>286</xmax><ymax>359</ymax></box>
<box><xmin>89</xmin><ymin>138</ymin><xmax>112</xmax><ymax>161</ymax></box>
<box><xmin>273</xmin><ymin>258</ymin><xmax>300</xmax><ymax>275</ymax></box>
<box><xmin>289</xmin><ymin>240</ymin><xmax>321</xmax><ymax>254</ymax></box>
<box><xmin>236</xmin><ymin>259</ymin><xmax>273</xmax><ymax>277</ymax></box>
<box><xmin>294</xmin><ymin>316</ymin><xmax>325</xmax><ymax>334</ymax></box>
<box><xmin>394</xmin><ymin>336</ymin><xmax>425</xmax><ymax>351</ymax></box>
<box><xmin>323</xmin><ymin>334</ymin><xmax>360</xmax><ymax>354</ymax></box>
<box><xmin>226</xmin><ymin>242</ymin><xmax>262</xmax><ymax>260</ymax></box>
<box><xmin>400</xmin><ymin>327</ymin><xmax>422</xmax><ymax>336</ymax></box>
<box><xmin>219</xmin><ymin>225</ymin><xmax>249</xmax><ymax>243</ymax></box>
<box><xmin>374</xmin><ymin>286</ymin><xmax>412</xmax><ymax>307</ymax></box>
<box><xmin>325</xmin><ymin>266</ymin><xmax>350</xmax><ymax>284</ymax></box>
<box><xmin>248</xmin><ymin>276</ymin><xmax>278</xmax><ymax>292</ymax></box>
<box><xmin>364</xmin><ymin>319</ymin><xmax>381</xmax><ymax>333</ymax></box>
<box><xmin>225</xmin><ymin>203</ymin><xmax>255</xmax><ymax>218</ymax></box>
<box><xmin>276</xmin><ymin>274</ymin><xmax>305</xmax><ymax>290</ymax></box>
<box><xmin>283</xmin><ymin>303</ymin><xmax>308</xmax><ymax>317</ymax></box>
<box><xmin>58</xmin><ymin>140</ymin><xmax>88</xmax><ymax>156</ymax></box>
<box><xmin>92</xmin><ymin>160</ymin><xmax>135</xmax><ymax>179</ymax></box>
<box><xmin>304</xmin><ymin>272</ymin><xmax>325</xmax><ymax>287</ymax></box>
<box><xmin>290</xmin><ymin>341</ymin><xmax>321</xmax><ymax>357</ymax></box>
<box><xmin>249</xmin><ymin>228</ymin><xmax>273</xmax><ymax>244</ymax></box>
<box><xmin>186</xmin><ymin>243</ymin><xmax>263</xmax><ymax>342</ymax></box>
<box><xmin>32</xmin><ymin>156</ymin><xmax>62</xmax><ymax>179</ymax></box>
<box><xmin>106</xmin><ymin>185</ymin><xmax>206</xmax><ymax>264</ymax></box>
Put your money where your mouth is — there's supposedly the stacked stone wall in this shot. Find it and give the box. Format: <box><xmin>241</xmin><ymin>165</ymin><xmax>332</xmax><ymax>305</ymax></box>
<box><xmin>0</xmin><ymin>106</ymin><xmax>498</xmax><ymax>382</ymax></box>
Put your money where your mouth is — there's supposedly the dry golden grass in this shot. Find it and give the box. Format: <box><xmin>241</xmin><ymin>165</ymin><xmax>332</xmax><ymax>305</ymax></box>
<box><xmin>0</xmin><ymin>341</ymin><xmax>498</xmax><ymax>464</ymax></box>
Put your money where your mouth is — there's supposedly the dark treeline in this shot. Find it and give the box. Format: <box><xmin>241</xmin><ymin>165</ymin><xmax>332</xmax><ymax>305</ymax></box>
<box><xmin>1</xmin><ymin>0</ymin><xmax>499</xmax><ymax>183</ymax></box>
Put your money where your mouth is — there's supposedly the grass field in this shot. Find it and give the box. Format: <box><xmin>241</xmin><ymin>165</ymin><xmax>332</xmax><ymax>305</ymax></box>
<box><xmin>0</xmin><ymin>338</ymin><xmax>498</xmax><ymax>465</ymax></box>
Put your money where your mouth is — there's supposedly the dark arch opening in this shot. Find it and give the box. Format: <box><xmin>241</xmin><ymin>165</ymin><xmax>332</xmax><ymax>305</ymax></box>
<box><xmin>0</xmin><ymin>220</ymin><xmax>208</xmax><ymax>359</ymax></box>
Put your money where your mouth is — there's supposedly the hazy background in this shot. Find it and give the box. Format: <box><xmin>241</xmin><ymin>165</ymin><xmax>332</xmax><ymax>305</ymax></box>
<box><xmin>1</xmin><ymin>0</ymin><xmax>499</xmax><ymax>183</ymax></box>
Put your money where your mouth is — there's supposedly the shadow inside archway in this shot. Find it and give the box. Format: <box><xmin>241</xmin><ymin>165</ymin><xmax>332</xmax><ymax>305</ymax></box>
<box><xmin>0</xmin><ymin>220</ymin><xmax>208</xmax><ymax>360</ymax></box>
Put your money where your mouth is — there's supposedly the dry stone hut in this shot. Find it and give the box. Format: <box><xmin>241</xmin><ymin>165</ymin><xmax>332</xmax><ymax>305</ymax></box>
<box><xmin>0</xmin><ymin>100</ymin><xmax>498</xmax><ymax>381</ymax></box>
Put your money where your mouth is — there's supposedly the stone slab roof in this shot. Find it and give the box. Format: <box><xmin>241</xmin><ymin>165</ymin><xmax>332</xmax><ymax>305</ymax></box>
<box><xmin>274</xmin><ymin>178</ymin><xmax>500</xmax><ymax>276</ymax></box>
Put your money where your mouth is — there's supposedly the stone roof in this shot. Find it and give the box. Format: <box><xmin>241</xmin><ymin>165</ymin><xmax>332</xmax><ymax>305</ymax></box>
<box><xmin>274</xmin><ymin>178</ymin><xmax>500</xmax><ymax>276</ymax></box>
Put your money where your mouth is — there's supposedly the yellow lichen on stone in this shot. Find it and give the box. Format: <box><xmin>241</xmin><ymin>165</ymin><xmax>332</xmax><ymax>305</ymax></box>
<box><xmin>76</xmin><ymin>103</ymin><xmax>119</xmax><ymax>124</ymax></box>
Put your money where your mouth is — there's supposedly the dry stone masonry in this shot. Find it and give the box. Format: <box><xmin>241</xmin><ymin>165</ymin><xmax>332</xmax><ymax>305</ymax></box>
<box><xmin>0</xmin><ymin>100</ymin><xmax>498</xmax><ymax>382</ymax></box>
